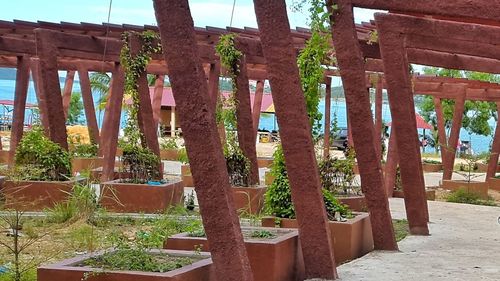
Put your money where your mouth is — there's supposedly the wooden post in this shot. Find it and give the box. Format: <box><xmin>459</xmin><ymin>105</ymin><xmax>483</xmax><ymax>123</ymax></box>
<box><xmin>152</xmin><ymin>74</ymin><xmax>165</xmax><ymax>129</ymax></box>
<box><xmin>323</xmin><ymin>78</ymin><xmax>332</xmax><ymax>159</ymax></box>
<box><xmin>78</xmin><ymin>68</ymin><xmax>100</xmax><ymax>145</ymax></box>
<box><xmin>443</xmin><ymin>85</ymin><xmax>466</xmax><ymax>180</ymax></box>
<box><xmin>252</xmin><ymin>80</ymin><xmax>264</xmax><ymax>134</ymax></box>
<box><xmin>62</xmin><ymin>70</ymin><xmax>75</xmax><ymax>119</ymax></box>
<box><xmin>486</xmin><ymin>103</ymin><xmax>500</xmax><ymax>179</ymax></box>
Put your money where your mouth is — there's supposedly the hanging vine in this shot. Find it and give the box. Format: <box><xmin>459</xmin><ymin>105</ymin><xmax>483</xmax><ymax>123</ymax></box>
<box><xmin>119</xmin><ymin>30</ymin><xmax>163</xmax><ymax>182</ymax></box>
<box><xmin>215</xmin><ymin>33</ymin><xmax>251</xmax><ymax>186</ymax></box>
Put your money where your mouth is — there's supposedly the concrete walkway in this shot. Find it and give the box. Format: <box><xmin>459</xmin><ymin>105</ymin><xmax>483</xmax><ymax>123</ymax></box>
<box><xmin>338</xmin><ymin>198</ymin><xmax>500</xmax><ymax>281</ymax></box>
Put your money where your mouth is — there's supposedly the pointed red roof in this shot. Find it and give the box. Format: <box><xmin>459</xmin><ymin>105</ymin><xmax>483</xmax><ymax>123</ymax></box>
<box><xmin>387</xmin><ymin>113</ymin><xmax>433</xmax><ymax>130</ymax></box>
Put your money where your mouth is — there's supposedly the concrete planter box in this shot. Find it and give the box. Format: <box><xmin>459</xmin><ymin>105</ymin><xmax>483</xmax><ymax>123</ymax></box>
<box><xmin>0</xmin><ymin>150</ymin><xmax>11</xmax><ymax>164</ymax></box>
<box><xmin>441</xmin><ymin>180</ymin><xmax>489</xmax><ymax>199</ymax></box>
<box><xmin>71</xmin><ymin>157</ymin><xmax>103</xmax><ymax>174</ymax></box>
<box><xmin>89</xmin><ymin>166</ymin><xmax>130</xmax><ymax>182</ymax></box>
<box><xmin>488</xmin><ymin>177</ymin><xmax>500</xmax><ymax>192</ymax></box>
<box><xmin>37</xmin><ymin>249</ymin><xmax>215</xmax><ymax>281</ymax></box>
<box><xmin>232</xmin><ymin>186</ymin><xmax>267</xmax><ymax>215</ymax></box>
<box><xmin>164</xmin><ymin>227</ymin><xmax>304</xmax><ymax>281</ymax></box>
<box><xmin>422</xmin><ymin>163</ymin><xmax>442</xmax><ymax>173</ymax></box>
<box><xmin>101</xmin><ymin>180</ymin><xmax>184</xmax><ymax>213</ymax></box>
<box><xmin>477</xmin><ymin>163</ymin><xmax>500</xmax><ymax>173</ymax></box>
<box><xmin>2</xmin><ymin>178</ymin><xmax>82</xmax><ymax>210</ymax></box>
<box><xmin>262</xmin><ymin>212</ymin><xmax>373</xmax><ymax>264</ymax></box>
<box><xmin>180</xmin><ymin>165</ymin><xmax>193</xmax><ymax>187</ymax></box>
<box><xmin>160</xmin><ymin>149</ymin><xmax>179</xmax><ymax>161</ymax></box>
<box><xmin>338</xmin><ymin>195</ymin><xmax>367</xmax><ymax>212</ymax></box>
<box><xmin>392</xmin><ymin>189</ymin><xmax>436</xmax><ymax>201</ymax></box>
<box><xmin>116</xmin><ymin>148</ymin><xmax>123</xmax><ymax>157</ymax></box>
<box><xmin>257</xmin><ymin>157</ymin><xmax>274</xmax><ymax>168</ymax></box>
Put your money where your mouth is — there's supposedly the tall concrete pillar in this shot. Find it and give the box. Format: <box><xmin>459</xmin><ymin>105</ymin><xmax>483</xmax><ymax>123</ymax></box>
<box><xmin>324</xmin><ymin>78</ymin><xmax>332</xmax><ymax>159</ymax></box>
<box><xmin>78</xmin><ymin>68</ymin><xmax>100</xmax><ymax>145</ymax></box>
<box><xmin>152</xmin><ymin>74</ymin><xmax>165</xmax><ymax>129</ymax></box>
<box><xmin>62</xmin><ymin>70</ymin><xmax>75</xmax><ymax>119</ymax></box>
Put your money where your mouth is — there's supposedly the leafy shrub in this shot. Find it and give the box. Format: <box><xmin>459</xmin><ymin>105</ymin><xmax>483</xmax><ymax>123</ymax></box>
<box><xmin>47</xmin><ymin>182</ymin><xmax>100</xmax><ymax>224</ymax></box>
<box><xmin>177</xmin><ymin>147</ymin><xmax>189</xmax><ymax>164</ymax></box>
<box><xmin>121</xmin><ymin>146</ymin><xmax>162</xmax><ymax>183</ymax></box>
<box><xmin>423</xmin><ymin>159</ymin><xmax>441</xmax><ymax>165</ymax></box>
<box><xmin>446</xmin><ymin>188</ymin><xmax>496</xmax><ymax>206</ymax></box>
<box><xmin>319</xmin><ymin>155</ymin><xmax>358</xmax><ymax>195</ymax></box>
<box><xmin>265</xmin><ymin>145</ymin><xmax>351</xmax><ymax>220</ymax></box>
<box><xmin>224</xmin><ymin>144</ymin><xmax>251</xmax><ymax>187</ymax></box>
<box><xmin>68</xmin><ymin>134</ymin><xmax>98</xmax><ymax>158</ymax></box>
<box><xmin>14</xmin><ymin>128</ymin><xmax>71</xmax><ymax>181</ymax></box>
<box><xmin>160</xmin><ymin>138</ymin><xmax>179</xmax><ymax>150</ymax></box>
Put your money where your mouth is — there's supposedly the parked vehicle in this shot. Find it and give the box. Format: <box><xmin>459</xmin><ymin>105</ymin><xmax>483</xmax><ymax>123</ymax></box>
<box><xmin>331</xmin><ymin>128</ymin><xmax>348</xmax><ymax>151</ymax></box>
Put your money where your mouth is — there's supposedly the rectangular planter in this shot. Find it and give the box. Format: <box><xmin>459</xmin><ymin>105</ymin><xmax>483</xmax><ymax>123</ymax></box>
<box><xmin>441</xmin><ymin>180</ymin><xmax>489</xmax><ymax>199</ymax></box>
<box><xmin>37</xmin><ymin>249</ymin><xmax>215</xmax><ymax>281</ymax></box>
<box><xmin>257</xmin><ymin>157</ymin><xmax>274</xmax><ymax>168</ymax></box>
<box><xmin>338</xmin><ymin>195</ymin><xmax>367</xmax><ymax>212</ymax></box>
<box><xmin>71</xmin><ymin>157</ymin><xmax>103</xmax><ymax>174</ymax></box>
<box><xmin>164</xmin><ymin>227</ymin><xmax>304</xmax><ymax>281</ymax></box>
<box><xmin>180</xmin><ymin>165</ymin><xmax>194</xmax><ymax>187</ymax></box>
<box><xmin>101</xmin><ymin>180</ymin><xmax>184</xmax><ymax>213</ymax></box>
<box><xmin>488</xmin><ymin>177</ymin><xmax>500</xmax><ymax>192</ymax></box>
<box><xmin>476</xmin><ymin>163</ymin><xmax>500</xmax><ymax>173</ymax></box>
<box><xmin>0</xmin><ymin>150</ymin><xmax>11</xmax><ymax>164</ymax></box>
<box><xmin>2</xmin><ymin>178</ymin><xmax>82</xmax><ymax>210</ymax></box>
<box><xmin>89</xmin><ymin>166</ymin><xmax>130</xmax><ymax>182</ymax></box>
<box><xmin>392</xmin><ymin>189</ymin><xmax>436</xmax><ymax>201</ymax></box>
<box><xmin>422</xmin><ymin>163</ymin><xmax>443</xmax><ymax>173</ymax></box>
<box><xmin>232</xmin><ymin>186</ymin><xmax>267</xmax><ymax>215</ymax></box>
<box><xmin>160</xmin><ymin>149</ymin><xmax>179</xmax><ymax>161</ymax></box>
<box><xmin>262</xmin><ymin>212</ymin><xmax>374</xmax><ymax>264</ymax></box>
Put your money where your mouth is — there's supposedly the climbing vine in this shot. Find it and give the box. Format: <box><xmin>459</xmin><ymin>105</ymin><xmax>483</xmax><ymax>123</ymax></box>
<box><xmin>215</xmin><ymin>33</ymin><xmax>251</xmax><ymax>186</ymax></box>
<box><xmin>119</xmin><ymin>31</ymin><xmax>163</xmax><ymax>182</ymax></box>
<box><xmin>215</xmin><ymin>33</ymin><xmax>241</xmax><ymax>131</ymax></box>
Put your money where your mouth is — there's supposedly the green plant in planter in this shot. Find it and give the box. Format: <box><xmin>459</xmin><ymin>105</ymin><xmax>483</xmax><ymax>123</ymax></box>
<box><xmin>14</xmin><ymin>128</ymin><xmax>71</xmax><ymax>181</ymax></box>
<box><xmin>69</xmin><ymin>135</ymin><xmax>98</xmax><ymax>158</ymax></box>
<box><xmin>160</xmin><ymin>138</ymin><xmax>179</xmax><ymax>150</ymax></box>
<box><xmin>121</xmin><ymin>145</ymin><xmax>162</xmax><ymax>183</ymax></box>
<box><xmin>177</xmin><ymin>147</ymin><xmax>189</xmax><ymax>164</ymax></box>
<box><xmin>265</xmin><ymin>145</ymin><xmax>350</xmax><ymax>220</ymax></box>
<box><xmin>423</xmin><ymin>159</ymin><xmax>442</xmax><ymax>165</ymax></box>
<box><xmin>319</xmin><ymin>149</ymin><xmax>359</xmax><ymax>195</ymax></box>
<box><xmin>224</xmin><ymin>138</ymin><xmax>251</xmax><ymax>187</ymax></box>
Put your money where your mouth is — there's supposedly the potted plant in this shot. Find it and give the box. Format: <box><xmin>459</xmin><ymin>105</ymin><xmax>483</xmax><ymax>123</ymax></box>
<box><xmin>69</xmin><ymin>135</ymin><xmax>102</xmax><ymax>175</ymax></box>
<box><xmin>160</xmin><ymin>137</ymin><xmax>181</xmax><ymax>161</ymax></box>
<box><xmin>319</xmin><ymin>147</ymin><xmax>367</xmax><ymax>211</ymax></box>
<box><xmin>262</xmin><ymin>145</ymin><xmax>373</xmax><ymax>264</ymax></box>
<box><xmin>165</xmin><ymin>226</ymin><xmax>304</xmax><ymax>281</ymax></box>
<box><xmin>1</xmin><ymin>128</ymin><xmax>81</xmax><ymax>210</ymax></box>
<box><xmin>441</xmin><ymin>154</ymin><xmax>488</xmax><ymax>199</ymax></box>
<box><xmin>422</xmin><ymin>159</ymin><xmax>443</xmax><ymax>172</ymax></box>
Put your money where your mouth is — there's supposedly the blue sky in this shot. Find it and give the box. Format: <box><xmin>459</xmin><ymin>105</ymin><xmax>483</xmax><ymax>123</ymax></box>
<box><xmin>0</xmin><ymin>0</ymin><xmax>378</xmax><ymax>28</ymax></box>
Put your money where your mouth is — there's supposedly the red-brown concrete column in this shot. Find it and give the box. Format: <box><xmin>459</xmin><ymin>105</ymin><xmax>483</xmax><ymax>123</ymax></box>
<box><xmin>329</xmin><ymin>0</ymin><xmax>399</xmax><ymax>248</ymax></box>
<box><xmin>9</xmin><ymin>56</ymin><xmax>30</xmax><ymax>163</ymax></box>
<box><xmin>324</xmin><ymin>78</ymin><xmax>332</xmax><ymax>159</ymax></box>
<box><xmin>433</xmin><ymin>97</ymin><xmax>449</xmax><ymax>169</ymax></box>
<box><xmin>347</xmin><ymin>114</ymin><xmax>354</xmax><ymax>147</ymax></box>
<box><xmin>129</xmin><ymin>34</ymin><xmax>161</xmax><ymax>158</ymax></box>
<box><xmin>152</xmin><ymin>74</ymin><xmax>165</xmax><ymax>129</ymax></box>
<box><xmin>30</xmin><ymin>59</ymin><xmax>49</xmax><ymax>131</ymax></box>
<box><xmin>384</xmin><ymin>131</ymin><xmax>398</xmax><ymax>197</ymax></box>
<box><xmin>62</xmin><ymin>70</ymin><xmax>75</xmax><ymax>119</ymax></box>
<box><xmin>443</xmin><ymin>86</ymin><xmax>466</xmax><ymax>180</ymax></box>
<box><xmin>375</xmin><ymin>12</ymin><xmax>429</xmax><ymax>234</ymax></box>
<box><xmin>254</xmin><ymin>0</ymin><xmax>337</xmax><ymax>278</ymax></box>
<box><xmin>252</xmin><ymin>80</ymin><xmax>264</xmax><ymax>133</ymax></box>
<box><xmin>153</xmin><ymin>1</ymin><xmax>253</xmax><ymax>281</ymax></box>
<box><xmin>486</xmin><ymin>103</ymin><xmax>500</xmax><ymax>179</ymax></box>
<box><xmin>235</xmin><ymin>56</ymin><xmax>259</xmax><ymax>185</ymax></box>
<box><xmin>374</xmin><ymin>75</ymin><xmax>383</xmax><ymax>160</ymax></box>
<box><xmin>207</xmin><ymin>62</ymin><xmax>220</xmax><ymax>112</ymax></box>
<box><xmin>77</xmin><ymin>68</ymin><xmax>100</xmax><ymax>145</ymax></box>
<box><xmin>101</xmin><ymin>64</ymin><xmax>125</xmax><ymax>182</ymax></box>
<box><xmin>34</xmin><ymin>29</ymin><xmax>68</xmax><ymax>150</ymax></box>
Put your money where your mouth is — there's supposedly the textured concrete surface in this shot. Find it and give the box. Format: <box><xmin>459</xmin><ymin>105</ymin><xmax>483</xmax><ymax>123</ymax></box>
<box><xmin>338</xmin><ymin>198</ymin><xmax>500</xmax><ymax>281</ymax></box>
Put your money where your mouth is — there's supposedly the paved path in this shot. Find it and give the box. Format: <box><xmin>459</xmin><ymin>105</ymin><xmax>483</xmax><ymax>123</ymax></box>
<box><xmin>338</xmin><ymin>198</ymin><xmax>500</xmax><ymax>281</ymax></box>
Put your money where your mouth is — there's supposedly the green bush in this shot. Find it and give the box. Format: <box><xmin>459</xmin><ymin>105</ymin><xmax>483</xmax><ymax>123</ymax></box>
<box><xmin>160</xmin><ymin>138</ymin><xmax>179</xmax><ymax>150</ymax></box>
<box><xmin>177</xmin><ymin>147</ymin><xmax>189</xmax><ymax>164</ymax></box>
<box><xmin>121</xmin><ymin>146</ymin><xmax>162</xmax><ymax>183</ymax></box>
<box><xmin>446</xmin><ymin>188</ymin><xmax>496</xmax><ymax>206</ymax></box>
<box><xmin>423</xmin><ymin>159</ymin><xmax>441</xmax><ymax>165</ymax></box>
<box><xmin>265</xmin><ymin>145</ymin><xmax>351</xmax><ymax>220</ymax></box>
<box><xmin>70</xmin><ymin>143</ymin><xmax>98</xmax><ymax>158</ymax></box>
<box><xmin>14</xmin><ymin>128</ymin><xmax>71</xmax><ymax>181</ymax></box>
<box><xmin>224</xmin><ymin>145</ymin><xmax>251</xmax><ymax>187</ymax></box>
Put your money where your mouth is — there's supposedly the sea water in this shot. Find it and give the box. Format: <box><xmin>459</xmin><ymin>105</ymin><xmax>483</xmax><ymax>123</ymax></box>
<box><xmin>0</xmin><ymin>76</ymin><xmax>493</xmax><ymax>153</ymax></box>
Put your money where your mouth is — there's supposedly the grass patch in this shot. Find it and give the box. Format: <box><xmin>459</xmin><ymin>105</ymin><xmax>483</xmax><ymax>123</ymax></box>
<box><xmin>392</xmin><ymin>219</ymin><xmax>409</xmax><ymax>242</ymax></box>
<box><xmin>446</xmin><ymin>189</ymin><xmax>497</xmax><ymax>206</ymax></box>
